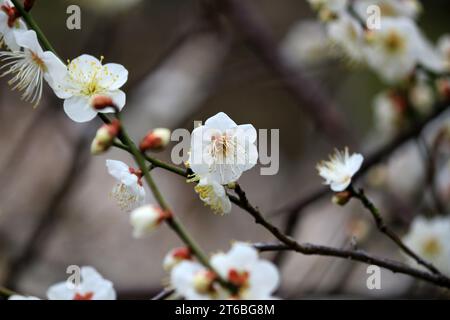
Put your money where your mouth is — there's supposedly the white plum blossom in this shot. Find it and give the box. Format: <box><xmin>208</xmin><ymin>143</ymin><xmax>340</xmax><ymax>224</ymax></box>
<box><xmin>189</xmin><ymin>112</ymin><xmax>258</xmax><ymax>185</ymax></box>
<box><xmin>170</xmin><ymin>242</ymin><xmax>280</xmax><ymax>300</ymax></box>
<box><xmin>210</xmin><ymin>242</ymin><xmax>280</xmax><ymax>300</ymax></box>
<box><xmin>130</xmin><ymin>205</ymin><xmax>167</xmax><ymax>238</ymax></box>
<box><xmin>163</xmin><ymin>247</ymin><xmax>192</xmax><ymax>271</ymax></box>
<box><xmin>0</xmin><ymin>30</ymin><xmax>66</xmax><ymax>107</ymax></box>
<box><xmin>47</xmin><ymin>266</ymin><xmax>116</xmax><ymax>300</ymax></box>
<box><xmin>106</xmin><ymin>159</ymin><xmax>145</xmax><ymax>212</ymax></box>
<box><xmin>364</xmin><ymin>17</ymin><xmax>443</xmax><ymax>83</ymax></box>
<box><xmin>0</xmin><ymin>0</ymin><xmax>27</xmax><ymax>51</ymax></box>
<box><xmin>281</xmin><ymin>20</ymin><xmax>332</xmax><ymax>67</ymax></box>
<box><xmin>8</xmin><ymin>295</ymin><xmax>40</xmax><ymax>300</ymax></box>
<box><xmin>194</xmin><ymin>176</ymin><xmax>232</xmax><ymax>215</ymax></box>
<box><xmin>317</xmin><ymin>147</ymin><xmax>364</xmax><ymax>192</ymax></box>
<box><xmin>54</xmin><ymin>54</ymin><xmax>128</xmax><ymax>122</ymax></box>
<box><xmin>403</xmin><ymin>216</ymin><xmax>450</xmax><ymax>276</ymax></box>
<box><xmin>353</xmin><ymin>0</ymin><xmax>422</xmax><ymax>21</ymax></box>
<box><xmin>326</xmin><ymin>13</ymin><xmax>365</xmax><ymax>62</ymax></box>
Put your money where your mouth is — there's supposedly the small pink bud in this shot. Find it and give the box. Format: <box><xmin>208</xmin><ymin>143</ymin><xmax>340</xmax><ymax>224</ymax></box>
<box><xmin>91</xmin><ymin>119</ymin><xmax>120</xmax><ymax>155</ymax></box>
<box><xmin>92</xmin><ymin>95</ymin><xmax>115</xmax><ymax>111</ymax></box>
<box><xmin>139</xmin><ymin>128</ymin><xmax>171</xmax><ymax>152</ymax></box>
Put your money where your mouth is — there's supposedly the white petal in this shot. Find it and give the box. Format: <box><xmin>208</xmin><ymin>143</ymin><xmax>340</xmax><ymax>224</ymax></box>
<box><xmin>248</xmin><ymin>261</ymin><xmax>280</xmax><ymax>298</ymax></box>
<box><xmin>99</xmin><ymin>63</ymin><xmax>128</xmax><ymax>90</ymax></box>
<box><xmin>347</xmin><ymin>153</ymin><xmax>364</xmax><ymax>176</ymax></box>
<box><xmin>47</xmin><ymin>282</ymin><xmax>75</xmax><ymax>300</ymax></box>
<box><xmin>330</xmin><ymin>180</ymin><xmax>351</xmax><ymax>192</ymax></box>
<box><xmin>41</xmin><ymin>52</ymin><xmax>69</xmax><ymax>97</ymax></box>
<box><xmin>15</xmin><ymin>30</ymin><xmax>43</xmax><ymax>55</ymax></box>
<box><xmin>204</xmin><ymin>112</ymin><xmax>237</xmax><ymax>131</ymax></box>
<box><xmin>63</xmin><ymin>96</ymin><xmax>97</xmax><ymax>123</ymax></box>
<box><xmin>171</xmin><ymin>261</ymin><xmax>203</xmax><ymax>297</ymax></box>
<box><xmin>237</xmin><ymin>124</ymin><xmax>257</xmax><ymax>143</ymax></box>
<box><xmin>106</xmin><ymin>160</ymin><xmax>132</xmax><ymax>181</ymax></box>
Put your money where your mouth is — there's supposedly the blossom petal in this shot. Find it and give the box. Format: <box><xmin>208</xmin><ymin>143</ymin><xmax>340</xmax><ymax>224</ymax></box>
<box><xmin>15</xmin><ymin>30</ymin><xmax>43</xmax><ymax>55</ymax></box>
<box><xmin>99</xmin><ymin>63</ymin><xmax>128</xmax><ymax>90</ymax></box>
<box><xmin>204</xmin><ymin>112</ymin><xmax>237</xmax><ymax>131</ymax></box>
<box><xmin>47</xmin><ymin>282</ymin><xmax>75</xmax><ymax>300</ymax></box>
<box><xmin>63</xmin><ymin>96</ymin><xmax>97</xmax><ymax>123</ymax></box>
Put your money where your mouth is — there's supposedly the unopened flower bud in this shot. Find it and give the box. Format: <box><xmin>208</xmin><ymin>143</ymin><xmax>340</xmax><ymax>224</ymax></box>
<box><xmin>92</xmin><ymin>95</ymin><xmax>116</xmax><ymax>111</ymax></box>
<box><xmin>91</xmin><ymin>119</ymin><xmax>120</xmax><ymax>155</ymax></box>
<box><xmin>130</xmin><ymin>205</ymin><xmax>171</xmax><ymax>238</ymax></box>
<box><xmin>193</xmin><ymin>270</ymin><xmax>216</xmax><ymax>294</ymax></box>
<box><xmin>332</xmin><ymin>191</ymin><xmax>352</xmax><ymax>206</ymax></box>
<box><xmin>163</xmin><ymin>247</ymin><xmax>192</xmax><ymax>271</ymax></box>
<box><xmin>139</xmin><ymin>128</ymin><xmax>171</xmax><ymax>152</ymax></box>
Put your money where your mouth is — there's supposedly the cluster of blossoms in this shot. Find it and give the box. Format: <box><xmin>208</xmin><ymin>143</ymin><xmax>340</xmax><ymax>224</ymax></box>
<box><xmin>165</xmin><ymin>242</ymin><xmax>280</xmax><ymax>300</ymax></box>
<box><xmin>10</xmin><ymin>266</ymin><xmax>116</xmax><ymax>300</ymax></box>
<box><xmin>283</xmin><ymin>0</ymin><xmax>450</xmax><ymax>140</ymax></box>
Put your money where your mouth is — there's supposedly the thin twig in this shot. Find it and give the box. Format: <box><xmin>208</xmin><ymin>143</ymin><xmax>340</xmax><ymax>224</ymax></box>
<box><xmin>253</xmin><ymin>242</ymin><xmax>450</xmax><ymax>289</ymax></box>
<box><xmin>232</xmin><ymin>185</ymin><xmax>450</xmax><ymax>289</ymax></box>
<box><xmin>349</xmin><ymin>186</ymin><xmax>442</xmax><ymax>275</ymax></box>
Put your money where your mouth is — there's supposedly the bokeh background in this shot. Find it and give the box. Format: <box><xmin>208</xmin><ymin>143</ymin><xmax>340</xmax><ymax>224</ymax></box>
<box><xmin>1</xmin><ymin>0</ymin><xmax>450</xmax><ymax>299</ymax></box>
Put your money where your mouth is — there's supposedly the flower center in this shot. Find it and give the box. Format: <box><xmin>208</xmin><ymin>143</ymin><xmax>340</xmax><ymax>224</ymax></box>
<box><xmin>383</xmin><ymin>31</ymin><xmax>405</xmax><ymax>54</ymax></box>
<box><xmin>30</xmin><ymin>51</ymin><xmax>46</xmax><ymax>70</ymax></box>
<box><xmin>111</xmin><ymin>183</ymin><xmax>140</xmax><ymax>212</ymax></box>
<box><xmin>73</xmin><ymin>292</ymin><xmax>94</xmax><ymax>300</ymax></box>
<box><xmin>211</xmin><ymin>133</ymin><xmax>235</xmax><ymax>161</ymax></box>
<box><xmin>422</xmin><ymin>237</ymin><xmax>441</xmax><ymax>256</ymax></box>
<box><xmin>228</xmin><ymin>269</ymin><xmax>250</xmax><ymax>288</ymax></box>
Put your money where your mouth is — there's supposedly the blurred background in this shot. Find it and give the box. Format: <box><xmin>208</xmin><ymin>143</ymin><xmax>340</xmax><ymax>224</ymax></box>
<box><xmin>1</xmin><ymin>0</ymin><xmax>450</xmax><ymax>299</ymax></box>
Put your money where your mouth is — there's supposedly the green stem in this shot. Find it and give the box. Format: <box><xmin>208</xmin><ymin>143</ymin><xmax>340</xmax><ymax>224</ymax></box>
<box><xmin>14</xmin><ymin>1</ymin><xmax>235</xmax><ymax>294</ymax></box>
<box><xmin>10</xmin><ymin>0</ymin><xmax>57</xmax><ymax>55</ymax></box>
<box><xmin>112</xmin><ymin>141</ymin><xmax>187</xmax><ymax>177</ymax></box>
<box><xmin>116</xmin><ymin>119</ymin><xmax>234</xmax><ymax>291</ymax></box>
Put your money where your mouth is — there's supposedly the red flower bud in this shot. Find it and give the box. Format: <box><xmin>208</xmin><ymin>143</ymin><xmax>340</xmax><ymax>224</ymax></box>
<box><xmin>139</xmin><ymin>128</ymin><xmax>171</xmax><ymax>152</ymax></box>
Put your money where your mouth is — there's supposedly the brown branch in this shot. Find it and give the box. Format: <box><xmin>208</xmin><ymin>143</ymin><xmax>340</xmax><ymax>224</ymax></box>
<box><xmin>349</xmin><ymin>186</ymin><xmax>442</xmax><ymax>275</ymax></box>
<box><xmin>253</xmin><ymin>242</ymin><xmax>450</xmax><ymax>289</ymax></box>
<box><xmin>273</xmin><ymin>100</ymin><xmax>450</xmax><ymax>218</ymax></box>
<box><xmin>231</xmin><ymin>185</ymin><xmax>450</xmax><ymax>289</ymax></box>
